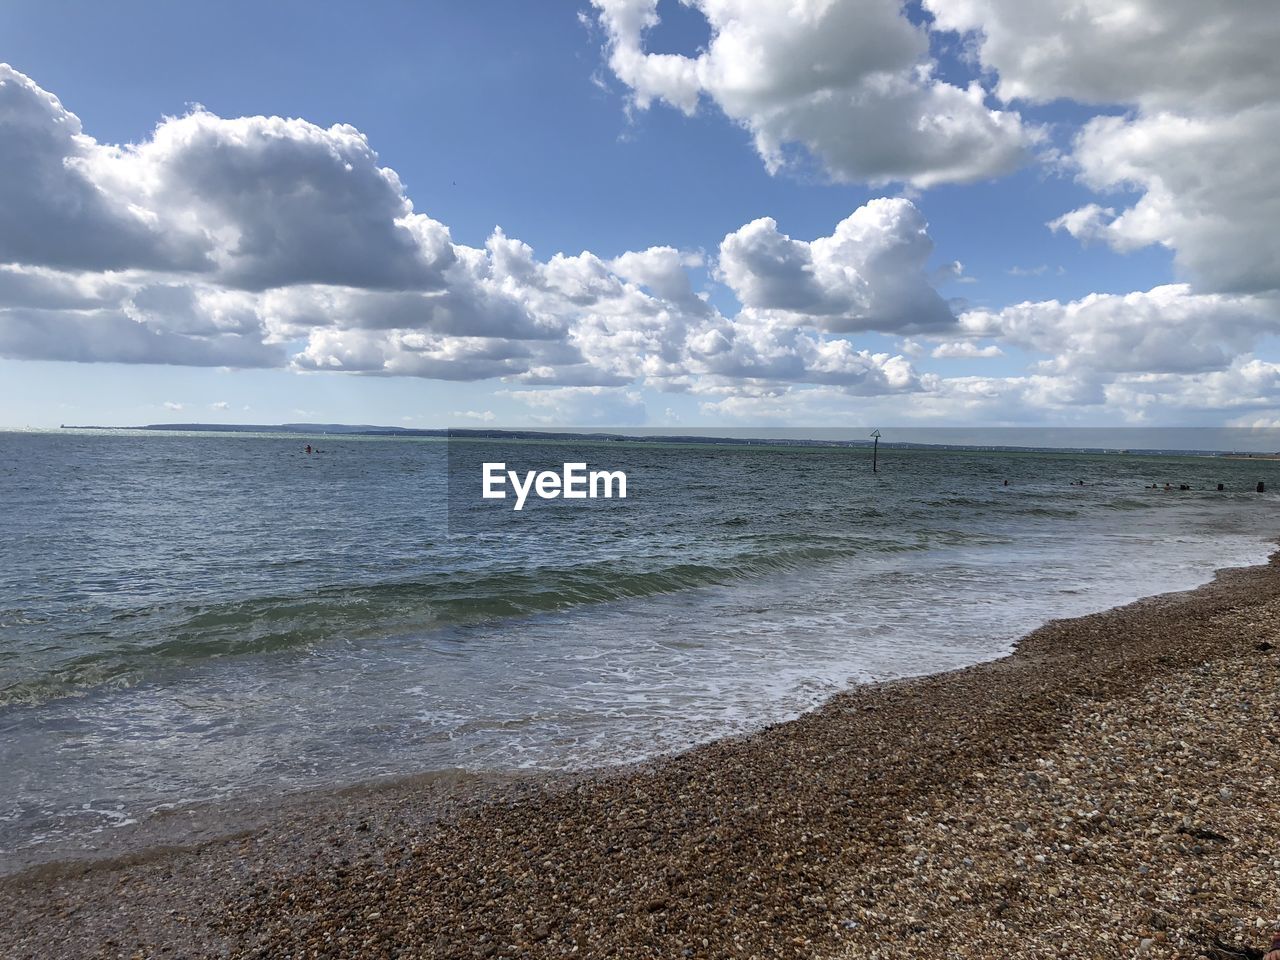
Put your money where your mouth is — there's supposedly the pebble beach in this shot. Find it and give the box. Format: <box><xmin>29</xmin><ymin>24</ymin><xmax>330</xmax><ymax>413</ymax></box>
<box><xmin>2</xmin><ymin>550</ymin><xmax>1279</xmax><ymax>959</ymax></box>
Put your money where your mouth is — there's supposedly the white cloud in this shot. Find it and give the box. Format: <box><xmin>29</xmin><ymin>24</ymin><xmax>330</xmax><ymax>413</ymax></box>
<box><xmin>276</xmin><ymin>199</ymin><xmax>945</xmax><ymax>392</ymax></box>
<box><xmin>931</xmin><ymin>260</ymin><xmax>978</xmax><ymax>285</ymax></box>
<box><xmin>679</xmin><ymin>311</ymin><xmax>925</xmax><ymax>393</ymax></box>
<box><xmin>920</xmin><ymin>3</ymin><xmax>1280</xmax><ymax>296</ymax></box>
<box><xmin>451</xmin><ymin>409</ymin><xmax>497</xmax><ymax>423</ymax></box>
<box><xmin>163</xmin><ymin>401</ymin><xmax>183</xmax><ymax>411</ymax></box>
<box><xmin>106</xmin><ymin>109</ymin><xmax>457</xmax><ymax>292</ymax></box>
<box><xmin>923</xmin><ymin>0</ymin><xmax>1280</xmax><ymax>114</ymax></box>
<box><xmin>0</xmin><ymin>306</ymin><xmax>283</xmax><ymax>367</ymax></box>
<box><xmin>590</xmin><ymin>0</ymin><xmax>1033</xmax><ymax>187</ymax></box>
<box><xmin>931</xmin><ymin>341</ymin><xmax>1003</xmax><ymax>359</ymax></box>
<box><xmin>291</xmin><ymin>328</ymin><xmax>542</xmax><ymax>380</ymax></box>
<box><xmin>259</xmin><ymin>281</ymin><xmax>547</xmax><ymax>340</ymax></box>
<box><xmin>4</xmin><ymin>56</ymin><xmax>1278</xmax><ymax>426</ymax></box>
<box><xmin>608</xmin><ymin>246</ymin><xmax>708</xmax><ymax>311</ymax></box>
<box><xmin>696</xmin><ymin>385</ymin><xmax>862</xmax><ymax>423</ymax></box>
<box><xmin>1050</xmin><ymin>107</ymin><xmax>1280</xmax><ymax>294</ymax></box>
<box><xmin>958</xmin><ymin>284</ymin><xmax>1280</xmax><ymax>377</ymax></box>
<box><xmin>502</xmin><ymin>386</ymin><xmax>646</xmax><ymax>425</ymax></box>
<box><xmin>1101</xmin><ymin>359</ymin><xmax>1280</xmax><ymax>418</ymax></box>
<box><xmin>0</xmin><ymin>265</ymin><xmax>128</xmax><ymax>310</ymax></box>
<box><xmin>0</xmin><ymin>62</ymin><xmax>455</xmax><ymax>293</ymax></box>
<box><xmin>127</xmin><ymin>284</ymin><xmax>264</xmax><ymax>337</ymax></box>
<box><xmin>716</xmin><ymin>199</ymin><xmax>955</xmax><ymax>332</ymax></box>
<box><xmin>0</xmin><ymin>65</ymin><xmax>209</xmax><ymax>273</ymax></box>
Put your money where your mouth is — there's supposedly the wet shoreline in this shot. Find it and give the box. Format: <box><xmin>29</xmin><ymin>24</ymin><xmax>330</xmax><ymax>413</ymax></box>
<box><xmin>3</xmin><ymin>550</ymin><xmax>1280</xmax><ymax>958</ymax></box>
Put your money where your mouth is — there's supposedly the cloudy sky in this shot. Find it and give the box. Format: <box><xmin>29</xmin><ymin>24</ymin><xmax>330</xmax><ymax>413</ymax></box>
<box><xmin>1</xmin><ymin>0</ymin><xmax>1278</xmax><ymax>429</ymax></box>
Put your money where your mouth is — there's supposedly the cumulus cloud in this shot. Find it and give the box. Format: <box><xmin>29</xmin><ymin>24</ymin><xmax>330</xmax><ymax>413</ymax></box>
<box><xmin>682</xmin><ymin>313</ymin><xmax>924</xmax><ymax>392</ymax></box>
<box><xmin>291</xmin><ymin>329</ymin><xmax>541</xmax><ymax>380</ymax></box>
<box><xmin>6</xmin><ymin>56</ymin><xmax>1276</xmax><ymax>426</ymax></box>
<box><xmin>1102</xmin><ymin>359</ymin><xmax>1280</xmax><ymax>419</ymax></box>
<box><xmin>923</xmin><ymin>0</ymin><xmax>1280</xmax><ymax>114</ymax></box>
<box><xmin>686</xmin><ymin>375</ymin><xmax>1097</xmax><ymax>424</ymax></box>
<box><xmin>716</xmin><ymin>199</ymin><xmax>955</xmax><ymax>332</ymax></box>
<box><xmin>931</xmin><ymin>341</ymin><xmax>1003</xmax><ymax>359</ymax></box>
<box><xmin>127</xmin><ymin>284</ymin><xmax>264</xmax><ymax>337</ymax></box>
<box><xmin>608</xmin><ymin>246</ymin><xmax>709</xmax><ymax>312</ymax></box>
<box><xmin>682</xmin><ymin>281</ymin><xmax>1272</xmax><ymax>426</ymax></box>
<box><xmin>0</xmin><ymin>63</ymin><xmax>453</xmax><ymax>291</ymax></box>
<box><xmin>0</xmin><ymin>265</ymin><xmax>128</xmax><ymax>311</ymax></box>
<box><xmin>0</xmin><ymin>66</ymin><xmax>210</xmax><ymax>273</ymax></box>
<box><xmin>682</xmin><ymin>359</ymin><xmax>1267</xmax><ymax>427</ymax></box>
<box><xmin>259</xmin><ymin>281</ymin><xmax>547</xmax><ymax>340</ymax></box>
<box><xmin>958</xmin><ymin>285</ymin><xmax>1280</xmax><ymax>377</ymax></box>
<box><xmin>276</xmin><ymin>200</ymin><xmax>945</xmax><ymax>391</ymax></box>
<box><xmin>1050</xmin><ymin>108</ymin><xmax>1280</xmax><ymax>294</ymax></box>
<box><xmin>109</xmin><ymin>109</ymin><xmax>457</xmax><ymax>292</ymax></box>
<box><xmin>0</xmin><ymin>306</ymin><xmax>283</xmax><ymax>367</ymax></box>
<box><xmin>589</xmin><ymin>0</ymin><xmax>1033</xmax><ymax>187</ymax></box>
<box><xmin>921</xmin><ymin>3</ymin><xmax>1280</xmax><ymax>295</ymax></box>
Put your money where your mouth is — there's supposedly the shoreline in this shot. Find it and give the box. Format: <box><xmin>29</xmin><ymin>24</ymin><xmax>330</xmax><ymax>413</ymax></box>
<box><xmin>3</xmin><ymin>551</ymin><xmax>1280</xmax><ymax>958</ymax></box>
<box><xmin>4</xmin><ymin>532</ymin><xmax>1268</xmax><ymax>879</ymax></box>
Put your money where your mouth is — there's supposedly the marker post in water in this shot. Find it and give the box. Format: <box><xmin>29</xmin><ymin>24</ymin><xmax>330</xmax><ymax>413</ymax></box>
<box><xmin>870</xmin><ymin>428</ymin><xmax>881</xmax><ymax>473</ymax></box>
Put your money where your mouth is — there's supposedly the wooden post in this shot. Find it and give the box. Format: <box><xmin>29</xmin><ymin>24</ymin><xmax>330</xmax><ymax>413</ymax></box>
<box><xmin>870</xmin><ymin>428</ymin><xmax>881</xmax><ymax>473</ymax></box>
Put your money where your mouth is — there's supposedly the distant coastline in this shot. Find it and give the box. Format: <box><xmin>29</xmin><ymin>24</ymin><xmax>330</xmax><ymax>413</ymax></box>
<box><xmin>58</xmin><ymin>422</ymin><xmax>878</xmax><ymax>448</ymax></box>
<box><xmin>52</xmin><ymin>422</ymin><xmax>1280</xmax><ymax>458</ymax></box>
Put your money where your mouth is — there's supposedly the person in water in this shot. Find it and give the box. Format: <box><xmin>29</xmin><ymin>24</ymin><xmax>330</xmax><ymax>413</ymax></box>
<box><xmin>305</xmin><ymin>444</ymin><xmax>312</xmax><ymax>454</ymax></box>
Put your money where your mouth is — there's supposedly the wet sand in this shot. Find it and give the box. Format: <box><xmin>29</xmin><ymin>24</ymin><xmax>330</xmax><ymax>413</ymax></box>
<box><xmin>2</xmin><ymin>551</ymin><xmax>1279</xmax><ymax>959</ymax></box>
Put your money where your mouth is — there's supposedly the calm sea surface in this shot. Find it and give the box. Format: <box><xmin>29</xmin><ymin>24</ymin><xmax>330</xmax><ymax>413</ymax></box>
<box><xmin>1</xmin><ymin>430</ymin><xmax>1277</xmax><ymax>861</ymax></box>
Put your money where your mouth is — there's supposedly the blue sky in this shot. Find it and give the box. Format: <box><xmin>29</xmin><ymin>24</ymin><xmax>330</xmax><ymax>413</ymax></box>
<box><xmin>0</xmin><ymin>0</ymin><xmax>1277</xmax><ymax>429</ymax></box>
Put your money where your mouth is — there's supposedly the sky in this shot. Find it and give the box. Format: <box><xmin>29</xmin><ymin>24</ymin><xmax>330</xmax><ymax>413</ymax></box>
<box><xmin>1</xmin><ymin>0</ymin><xmax>1278</xmax><ymax>430</ymax></box>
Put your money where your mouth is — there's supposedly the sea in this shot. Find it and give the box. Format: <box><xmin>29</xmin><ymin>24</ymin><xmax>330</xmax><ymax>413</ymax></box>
<box><xmin>1</xmin><ymin>428</ymin><xmax>1277</xmax><ymax>867</ymax></box>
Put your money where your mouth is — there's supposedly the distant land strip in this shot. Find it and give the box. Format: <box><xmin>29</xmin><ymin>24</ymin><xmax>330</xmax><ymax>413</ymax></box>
<box><xmin>53</xmin><ymin>422</ymin><xmax>1280</xmax><ymax>458</ymax></box>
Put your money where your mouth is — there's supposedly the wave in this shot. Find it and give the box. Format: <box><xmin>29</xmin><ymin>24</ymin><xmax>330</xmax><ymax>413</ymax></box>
<box><xmin>0</xmin><ymin>536</ymin><xmax>918</xmax><ymax>708</ymax></box>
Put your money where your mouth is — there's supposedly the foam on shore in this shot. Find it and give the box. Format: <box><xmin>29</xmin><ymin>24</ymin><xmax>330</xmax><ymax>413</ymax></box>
<box><xmin>3</xmin><ymin>550</ymin><xmax>1279</xmax><ymax>958</ymax></box>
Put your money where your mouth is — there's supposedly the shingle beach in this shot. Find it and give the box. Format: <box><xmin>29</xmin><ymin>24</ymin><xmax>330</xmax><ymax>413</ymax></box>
<box><xmin>3</xmin><ymin>552</ymin><xmax>1278</xmax><ymax>960</ymax></box>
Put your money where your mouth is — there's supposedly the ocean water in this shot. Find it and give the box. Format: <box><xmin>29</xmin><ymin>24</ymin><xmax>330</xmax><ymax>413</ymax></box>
<box><xmin>0</xmin><ymin>429</ymin><xmax>1277</xmax><ymax>863</ymax></box>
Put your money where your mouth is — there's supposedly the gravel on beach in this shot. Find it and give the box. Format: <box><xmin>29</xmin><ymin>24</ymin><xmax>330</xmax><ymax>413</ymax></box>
<box><xmin>2</xmin><ymin>554</ymin><xmax>1279</xmax><ymax>960</ymax></box>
